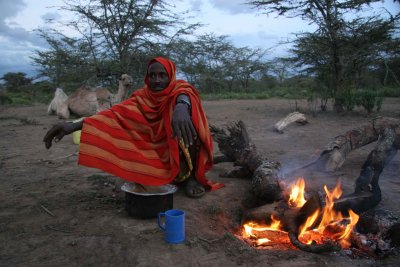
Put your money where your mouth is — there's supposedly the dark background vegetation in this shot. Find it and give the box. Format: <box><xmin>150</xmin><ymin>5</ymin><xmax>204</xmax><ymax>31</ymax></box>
<box><xmin>0</xmin><ymin>0</ymin><xmax>399</xmax><ymax>114</ymax></box>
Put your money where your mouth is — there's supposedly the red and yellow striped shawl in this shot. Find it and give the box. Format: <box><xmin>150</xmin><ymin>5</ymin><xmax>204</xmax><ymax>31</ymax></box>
<box><xmin>78</xmin><ymin>58</ymin><xmax>222</xmax><ymax>190</ymax></box>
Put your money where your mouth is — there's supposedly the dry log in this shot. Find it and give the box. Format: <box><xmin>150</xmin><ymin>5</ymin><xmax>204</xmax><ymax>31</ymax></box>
<box><xmin>251</xmin><ymin>161</ymin><xmax>282</xmax><ymax>202</ymax></box>
<box><xmin>274</xmin><ymin>112</ymin><xmax>308</xmax><ymax>133</ymax></box>
<box><xmin>211</xmin><ymin>121</ymin><xmax>282</xmax><ymax>202</ymax></box>
<box><xmin>334</xmin><ymin>126</ymin><xmax>399</xmax><ymax>214</ymax></box>
<box><xmin>312</xmin><ymin>117</ymin><xmax>400</xmax><ymax>172</ymax></box>
<box><xmin>210</xmin><ymin>121</ymin><xmax>263</xmax><ymax>173</ymax></box>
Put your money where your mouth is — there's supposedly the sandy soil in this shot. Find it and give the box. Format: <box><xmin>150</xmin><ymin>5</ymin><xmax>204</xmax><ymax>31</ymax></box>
<box><xmin>1</xmin><ymin>98</ymin><xmax>399</xmax><ymax>266</ymax></box>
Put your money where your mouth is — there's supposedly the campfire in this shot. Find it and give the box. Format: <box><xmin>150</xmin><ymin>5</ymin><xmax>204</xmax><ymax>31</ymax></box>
<box><xmin>211</xmin><ymin>120</ymin><xmax>400</xmax><ymax>255</ymax></box>
<box><xmin>241</xmin><ymin>178</ymin><xmax>359</xmax><ymax>251</ymax></box>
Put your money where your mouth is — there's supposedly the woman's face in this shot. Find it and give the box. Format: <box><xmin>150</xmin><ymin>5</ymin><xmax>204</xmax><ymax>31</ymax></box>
<box><xmin>148</xmin><ymin>62</ymin><xmax>169</xmax><ymax>91</ymax></box>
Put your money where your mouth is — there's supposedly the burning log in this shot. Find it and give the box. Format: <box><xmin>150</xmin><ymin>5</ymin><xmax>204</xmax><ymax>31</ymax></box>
<box><xmin>242</xmin><ymin>201</ymin><xmax>283</xmax><ymax>225</ymax></box>
<box><xmin>242</xmin><ymin>190</ymin><xmax>343</xmax><ymax>253</ymax></box>
<box><xmin>334</xmin><ymin>126</ymin><xmax>399</xmax><ymax>214</ymax></box>
<box><xmin>333</xmin><ymin>191</ymin><xmax>380</xmax><ymax>216</ymax></box>
<box><xmin>311</xmin><ymin>117</ymin><xmax>399</xmax><ymax>172</ymax></box>
<box><xmin>274</xmin><ymin>112</ymin><xmax>308</xmax><ymax>133</ymax></box>
<box><xmin>288</xmin><ymin>232</ymin><xmax>340</xmax><ymax>253</ymax></box>
<box><xmin>240</xmin><ymin>178</ymin><xmax>363</xmax><ymax>253</ymax></box>
<box><xmin>210</xmin><ymin>121</ymin><xmax>282</xmax><ymax>202</ymax></box>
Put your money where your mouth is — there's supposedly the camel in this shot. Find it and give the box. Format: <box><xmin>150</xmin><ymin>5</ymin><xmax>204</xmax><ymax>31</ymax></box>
<box><xmin>48</xmin><ymin>74</ymin><xmax>133</xmax><ymax>119</ymax></box>
<box><xmin>47</xmin><ymin>88</ymin><xmax>68</xmax><ymax>116</ymax></box>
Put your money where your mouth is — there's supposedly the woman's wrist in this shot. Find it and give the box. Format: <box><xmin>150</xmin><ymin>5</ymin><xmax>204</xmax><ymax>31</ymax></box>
<box><xmin>70</xmin><ymin>120</ymin><xmax>83</xmax><ymax>133</ymax></box>
<box><xmin>176</xmin><ymin>94</ymin><xmax>191</xmax><ymax>109</ymax></box>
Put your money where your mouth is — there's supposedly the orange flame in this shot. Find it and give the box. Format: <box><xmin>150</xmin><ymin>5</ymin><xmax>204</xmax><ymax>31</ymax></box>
<box><xmin>243</xmin><ymin>216</ymin><xmax>282</xmax><ymax>238</ymax></box>
<box><xmin>288</xmin><ymin>177</ymin><xmax>306</xmax><ymax>207</ymax></box>
<box><xmin>243</xmin><ymin>216</ymin><xmax>283</xmax><ymax>245</ymax></box>
<box><xmin>242</xmin><ymin>178</ymin><xmax>359</xmax><ymax>249</ymax></box>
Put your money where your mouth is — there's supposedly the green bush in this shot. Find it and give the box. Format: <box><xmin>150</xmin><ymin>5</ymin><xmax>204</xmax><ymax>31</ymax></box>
<box><xmin>354</xmin><ymin>89</ymin><xmax>383</xmax><ymax>114</ymax></box>
<box><xmin>0</xmin><ymin>91</ymin><xmax>13</xmax><ymax>105</ymax></box>
<box><xmin>341</xmin><ymin>90</ymin><xmax>357</xmax><ymax>111</ymax></box>
<box><xmin>379</xmin><ymin>87</ymin><xmax>400</xmax><ymax>97</ymax></box>
<box><xmin>8</xmin><ymin>92</ymin><xmax>32</xmax><ymax>105</ymax></box>
<box><xmin>201</xmin><ymin>91</ymin><xmax>271</xmax><ymax>100</ymax></box>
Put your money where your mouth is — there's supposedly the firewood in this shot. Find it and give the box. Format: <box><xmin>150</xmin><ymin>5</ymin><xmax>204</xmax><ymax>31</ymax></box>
<box><xmin>334</xmin><ymin>126</ymin><xmax>398</xmax><ymax>213</ymax></box>
<box><xmin>245</xmin><ymin>229</ymin><xmax>290</xmax><ymax>244</ymax></box>
<box><xmin>211</xmin><ymin>121</ymin><xmax>282</xmax><ymax>202</ymax></box>
<box><xmin>288</xmin><ymin>231</ymin><xmax>340</xmax><ymax>253</ymax></box>
<box><xmin>251</xmin><ymin>161</ymin><xmax>282</xmax><ymax>202</ymax></box>
<box><xmin>333</xmin><ymin>190</ymin><xmax>381</xmax><ymax>216</ymax></box>
<box><xmin>296</xmin><ymin>191</ymin><xmax>322</xmax><ymax>230</ymax></box>
<box><xmin>242</xmin><ymin>201</ymin><xmax>286</xmax><ymax>225</ymax></box>
<box><xmin>274</xmin><ymin>112</ymin><xmax>308</xmax><ymax>133</ymax></box>
<box><xmin>314</xmin><ymin>117</ymin><xmax>400</xmax><ymax>172</ymax></box>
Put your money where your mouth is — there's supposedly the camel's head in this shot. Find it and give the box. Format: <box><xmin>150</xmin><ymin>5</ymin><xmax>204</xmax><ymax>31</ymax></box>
<box><xmin>119</xmin><ymin>74</ymin><xmax>133</xmax><ymax>88</ymax></box>
<box><xmin>55</xmin><ymin>88</ymin><xmax>67</xmax><ymax>97</ymax></box>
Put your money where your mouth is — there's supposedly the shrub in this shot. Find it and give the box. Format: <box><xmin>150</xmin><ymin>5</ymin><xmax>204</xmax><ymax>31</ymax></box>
<box><xmin>0</xmin><ymin>91</ymin><xmax>13</xmax><ymax>105</ymax></box>
<box><xmin>354</xmin><ymin>89</ymin><xmax>383</xmax><ymax>114</ymax></box>
<box><xmin>341</xmin><ymin>90</ymin><xmax>357</xmax><ymax>111</ymax></box>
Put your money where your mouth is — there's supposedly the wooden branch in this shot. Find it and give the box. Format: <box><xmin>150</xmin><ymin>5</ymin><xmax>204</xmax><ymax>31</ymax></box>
<box><xmin>274</xmin><ymin>112</ymin><xmax>308</xmax><ymax>133</ymax></box>
<box><xmin>251</xmin><ymin>161</ymin><xmax>282</xmax><ymax>202</ymax></box>
<box><xmin>313</xmin><ymin>117</ymin><xmax>400</xmax><ymax>172</ymax></box>
<box><xmin>242</xmin><ymin>201</ymin><xmax>285</xmax><ymax>225</ymax></box>
<box><xmin>40</xmin><ymin>205</ymin><xmax>55</xmax><ymax>217</ymax></box>
<box><xmin>288</xmin><ymin>231</ymin><xmax>340</xmax><ymax>253</ymax></box>
<box><xmin>211</xmin><ymin>121</ymin><xmax>264</xmax><ymax>172</ymax></box>
<box><xmin>211</xmin><ymin>121</ymin><xmax>282</xmax><ymax>202</ymax></box>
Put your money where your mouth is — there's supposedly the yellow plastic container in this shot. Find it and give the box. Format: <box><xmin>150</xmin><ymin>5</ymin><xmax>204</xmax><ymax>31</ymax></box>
<box><xmin>72</xmin><ymin>118</ymin><xmax>84</xmax><ymax>145</ymax></box>
<box><xmin>72</xmin><ymin>130</ymin><xmax>81</xmax><ymax>145</ymax></box>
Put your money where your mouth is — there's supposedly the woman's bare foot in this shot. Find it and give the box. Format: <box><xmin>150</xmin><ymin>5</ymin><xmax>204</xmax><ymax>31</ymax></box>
<box><xmin>184</xmin><ymin>176</ymin><xmax>205</xmax><ymax>198</ymax></box>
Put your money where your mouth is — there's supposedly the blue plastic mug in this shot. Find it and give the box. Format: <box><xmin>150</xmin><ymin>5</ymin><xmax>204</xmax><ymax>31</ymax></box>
<box><xmin>157</xmin><ymin>209</ymin><xmax>185</xmax><ymax>244</ymax></box>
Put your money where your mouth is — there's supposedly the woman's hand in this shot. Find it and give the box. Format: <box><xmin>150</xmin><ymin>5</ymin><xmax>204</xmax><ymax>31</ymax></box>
<box><xmin>43</xmin><ymin>121</ymin><xmax>83</xmax><ymax>149</ymax></box>
<box><xmin>171</xmin><ymin>103</ymin><xmax>197</xmax><ymax>147</ymax></box>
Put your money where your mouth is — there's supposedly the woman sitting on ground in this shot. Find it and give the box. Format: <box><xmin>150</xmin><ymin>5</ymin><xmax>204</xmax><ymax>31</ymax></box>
<box><xmin>43</xmin><ymin>57</ymin><xmax>223</xmax><ymax>198</ymax></box>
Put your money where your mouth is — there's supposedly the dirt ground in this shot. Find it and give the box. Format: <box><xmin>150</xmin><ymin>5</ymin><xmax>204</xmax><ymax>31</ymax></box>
<box><xmin>1</xmin><ymin>98</ymin><xmax>400</xmax><ymax>266</ymax></box>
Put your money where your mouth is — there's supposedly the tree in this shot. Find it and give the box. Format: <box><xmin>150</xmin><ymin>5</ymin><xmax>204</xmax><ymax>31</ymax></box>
<box><xmin>247</xmin><ymin>0</ymin><xmax>398</xmax><ymax>112</ymax></box>
<box><xmin>167</xmin><ymin>34</ymin><xmax>270</xmax><ymax>92</ymax></box>
<box><xmin>1</xmin><ymin>72</ymin><xmax>32</xmax><ymax>91</ymax></box>
<box><xmin>34</xmin><ymin>0</ymin><xmax>200</xmax><ymax>87</ymax></box>
<box><xmin>224</xmin><ymin>46</ymin><xmax>270</xmax><ymax>90</ymax></box>
<box><xmin>31</xmin><ymin>30</ymin><xmax>95</xmax><ymax>90</ymax></box>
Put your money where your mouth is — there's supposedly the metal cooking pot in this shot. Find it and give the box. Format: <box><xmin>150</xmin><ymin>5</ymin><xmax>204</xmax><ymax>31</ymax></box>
<box><xmin>121</xmin><ymin>183</ymin><xmax>177</xmax><ymax>219</ymax></box>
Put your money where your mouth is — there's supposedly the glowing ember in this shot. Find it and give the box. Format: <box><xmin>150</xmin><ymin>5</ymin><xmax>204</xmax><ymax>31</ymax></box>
<box><xmin>242</xmin><ymin>178</ymin><xmax>359</xmax><ymax>249</ymax></box>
